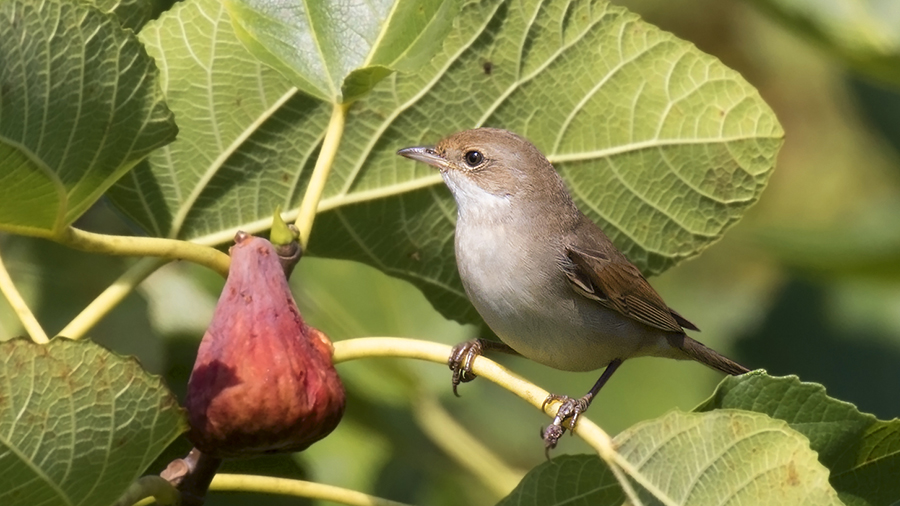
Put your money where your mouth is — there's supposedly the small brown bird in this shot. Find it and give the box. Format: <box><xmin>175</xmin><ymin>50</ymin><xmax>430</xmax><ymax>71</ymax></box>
<box><xmin>398</xmin><ymin>128</ymin><xmax>749</xmax><ymax>450</ymax></box>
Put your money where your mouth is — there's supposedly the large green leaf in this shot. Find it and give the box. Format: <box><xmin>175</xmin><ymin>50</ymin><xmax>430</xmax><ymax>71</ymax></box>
<box><xmin>750</xmin><ymin>0</ymin><xmax>900</xmax><ymax>85</ymax></box>
<box><xmin>312</xmin><ymin>0</ymin><xmax>783</xmax><ymax>322</ymax></box>
<box><xmin>108</xmin><ymin>0</ymin><xmax>782</xmax><ymax>325</ymax></box>
<box><xmin>0</xmin><ymin>0</ymin><xmax>177</xmax><ymax>239</ymax></box>
<box><xmin>107</xmin><ymin>0</ymin><xmax>332</xmax><ymax>239</ymax></box>
<box><xmin>498</xmin><ymin>410</ymin><xmax>841</xmax><ymax>505</ymax></box>
<box><xmin>0</xmin><ymin>338</ymin><xmax>186</xmax><ymax>506</ymax></box>
<box><xmin>226</xmin><ymin>0</ymin><xmax>462</xmax><ymax>102</ymax></box>
<box><xmin>696</xmin><ymin>373</ymin><xmax>900</xmax><ymax>506</ymax></box>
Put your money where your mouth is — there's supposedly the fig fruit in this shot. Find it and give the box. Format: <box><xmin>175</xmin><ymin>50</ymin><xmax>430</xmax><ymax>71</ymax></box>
<box><xmin>185</xmin><ymin>232</ymin><xmax>345</xmax><ymax>458</ymax></box>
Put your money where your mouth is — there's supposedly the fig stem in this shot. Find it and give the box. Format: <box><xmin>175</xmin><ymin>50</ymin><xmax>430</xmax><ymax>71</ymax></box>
<box><xmin>171</xmin><ymin>449</ymin><xmax>222</xmax><ymax>506</ymax></box>
<box><xmin>210</xmin><ymin>474</ymin><xmax>412</xmax><ymax>506</ymax></box>
<box><xmin>0</xmin><ymin>247</ymin><xmax>49</xmax><ymax>344</ymax></box>
<box><xmin>295</xmin><ymin>102</ymin><xmax>350</xmax><ymax>249</ymax></box>
<box><xmin>58</xmin><ymin>257</ymin><xmax>165</xmax><ymax>340</ymax></box>
<box><xmin>58</xmin><ymin>226</ymin><xmax>230</xmax><ymax>276</ymax></box>
<box><xmin>112</xmin><ymin>475</ymin><xmax>180</xmax><ymax>506</ymax></box>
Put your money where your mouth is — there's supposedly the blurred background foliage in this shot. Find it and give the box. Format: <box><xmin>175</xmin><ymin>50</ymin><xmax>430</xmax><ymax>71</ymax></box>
<box><xmin>2</xmin><ymin>0</ymin><xmax>900</xmax><ymax>505</ymax></box>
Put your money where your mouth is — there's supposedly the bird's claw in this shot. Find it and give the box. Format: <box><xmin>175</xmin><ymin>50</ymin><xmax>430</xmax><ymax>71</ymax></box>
<box><xmin>541</xmin><ymin>424</ymin><xmax>566</xmax><ymax>459</ymax></box>
<box><xmin>448</xmin><ymin>340</ymin><xmax>484</xmax><ymax>396</ymax></box>
<box><xmin>541</xmin><ymin>394</ymin><xmax>590</xmax><ymax>454</ymax></box>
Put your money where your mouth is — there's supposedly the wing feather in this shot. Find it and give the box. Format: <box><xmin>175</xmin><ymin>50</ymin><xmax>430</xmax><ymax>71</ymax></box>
<box><xmin>561</xmin><ymin>245</ymin><xmax>697</xmax><ymax>333</ymax></box>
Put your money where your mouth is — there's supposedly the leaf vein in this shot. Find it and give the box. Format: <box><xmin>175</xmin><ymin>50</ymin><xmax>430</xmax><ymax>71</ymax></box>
<box><xmin>475</xmin><ymin>0</ymin><xmax>604</xmax><ymax>127</ymax></box>
<box><xmin>336</xmin><ymin>2</ymin><xmax>507</xmax><ymax>197</ymax></box>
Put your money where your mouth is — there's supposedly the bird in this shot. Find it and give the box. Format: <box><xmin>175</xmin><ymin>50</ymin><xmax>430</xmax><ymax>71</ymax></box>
<box><xmin>398</xmin><ymin>128</ymin><xmax>749</xmax><ymax>450</ymax></box>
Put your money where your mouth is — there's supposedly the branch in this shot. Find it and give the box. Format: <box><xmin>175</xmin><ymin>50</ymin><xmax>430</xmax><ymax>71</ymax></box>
<box><xmin>331</xmin><ymin>338</ymin><xmax>616</xmax><ymax>456</ymax></box>
<box><xmin>0</xmin><ymin>245</ymin><xmax>49</xmax><ymax>343</ymax></box>
<box><xmin>211</xmin><ymin>474</ymin><xmax>412</xmax><ymax>506</ymax></box>
<box><xmin>332</xmin><ymin>337</ymin><xmax>657</xmax><ymax>505</ymax></box>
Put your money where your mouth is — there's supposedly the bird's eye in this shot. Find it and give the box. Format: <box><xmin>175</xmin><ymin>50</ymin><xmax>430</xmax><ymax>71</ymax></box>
<box><xmin>464</xmin><ymin>150</ymin><xmax>484</xmax><ymax>167</ymax></box>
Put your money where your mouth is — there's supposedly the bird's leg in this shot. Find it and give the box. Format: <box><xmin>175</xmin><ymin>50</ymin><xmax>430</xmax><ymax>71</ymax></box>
<box><xmin>449</xmin><ymin>338</ymin><xmax>518</xmax><ymax>396</ymax></box>
<box><xmin>541</xmin><ymin>359</ymin><xmax>623</xmax><ymax>454</ymax></box>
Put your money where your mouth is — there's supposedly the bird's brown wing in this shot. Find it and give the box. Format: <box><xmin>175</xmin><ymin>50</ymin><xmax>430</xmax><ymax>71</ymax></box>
<box><xmin>561</xmin><ymin>244</ymin><xmax>698</xmax><ymax>333</ymax></box>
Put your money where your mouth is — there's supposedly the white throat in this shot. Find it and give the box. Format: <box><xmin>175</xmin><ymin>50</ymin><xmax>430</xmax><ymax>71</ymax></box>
<box><xmin>441</xmin><ymin>171</ymin><xmax>512</xmax><ymax>224</ymax></box>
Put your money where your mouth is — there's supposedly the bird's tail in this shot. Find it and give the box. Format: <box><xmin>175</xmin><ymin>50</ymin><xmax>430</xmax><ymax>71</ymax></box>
<box><xmin>677</xmin><ymin>336</ymin><xmax>749</xmax><ymax>376</ymax></box>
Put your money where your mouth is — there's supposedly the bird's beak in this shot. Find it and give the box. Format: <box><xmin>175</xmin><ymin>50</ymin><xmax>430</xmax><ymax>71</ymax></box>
<box><xmin>397</xmin><ymin>146</ymin><xmax>449</xmax><ymax>171</ymax></box>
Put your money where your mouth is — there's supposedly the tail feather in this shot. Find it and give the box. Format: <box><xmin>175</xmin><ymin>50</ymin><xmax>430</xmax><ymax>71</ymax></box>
<box><xmin>679</xmin><ymin>336</ymin><xmax>749</xmax><ymax>376</ymax></box>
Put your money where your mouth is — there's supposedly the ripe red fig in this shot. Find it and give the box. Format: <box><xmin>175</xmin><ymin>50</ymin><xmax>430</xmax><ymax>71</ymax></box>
<box><xmin>185</xmin><ymin>232</ymin><xmax>345</xmax><ymax>458</ymax></box>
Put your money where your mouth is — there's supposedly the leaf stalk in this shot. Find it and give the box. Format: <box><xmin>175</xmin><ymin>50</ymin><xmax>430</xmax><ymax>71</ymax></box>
<box><xmin>295</xmin><ymin>102</ymin><xmax>350</xmax><ymax>249</ymax></box>
<box><xmin>0</xmin><ymin>246</ymin><xmax>49</xmax><ymax>343</ymax></box>
<box><xmin>58</xmin><ymin>226</ymin><xmax>230</xmax><ymax>277</ymax></box>
<box><xmin>210</xmin><ymin>474</ymin><xmax>412</xmax><ymax>506</ymax></box>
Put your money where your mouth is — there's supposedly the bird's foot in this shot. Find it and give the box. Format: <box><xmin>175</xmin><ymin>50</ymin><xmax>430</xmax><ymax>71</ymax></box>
<box><xmin>448</xmin><ymin>339</ymin><xmax>485</xmax><ymax>396</ymax></box>
<box><xmin>448</xmin><ymin>339</ymin><xmax>519</xmax><ymax>396</ymax></box>
<box><xmin>541</xmin><ymin>393</ymin><xmax>592</xmax><ymax>456</ymax></box>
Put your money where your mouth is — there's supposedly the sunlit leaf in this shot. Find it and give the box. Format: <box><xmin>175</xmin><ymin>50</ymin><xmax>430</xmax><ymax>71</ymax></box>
<box><xmin>696</xmin><ymin>373</ymin><xmax>900</xmax><ymax>506</ymax></box>
<box><xmin>310</xmin><ymin>0</ymin><xmax>783</xmax><ymax>322</ymax></box>
<box><xmin>108</xmin><ymin>0</ymin><xmax>782</xmax><ymax>326</ymax></box>
<box><xmin>225</xmin><ymin>0</ymin><xmax>462</xmax><ymax>102</ymax></box>
<box><xmin>107</xmin><ymin>0</ymin><xmax>332</xmax><ymax>239</ymax></box>
<box><xmin>499</xmin><ymin>410</ymin><xmax>841</xmax><ymax>506</ymax></box>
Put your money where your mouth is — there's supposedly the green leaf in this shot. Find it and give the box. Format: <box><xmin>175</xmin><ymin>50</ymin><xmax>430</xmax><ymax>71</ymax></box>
<box><xmin>310</xmin><ymin>0</ymin><xmax>783</xmax><ymax>322</ymax></box>
<box><xmin>107</xmin><ymin>0</ymin><xmax>332</xmax><ymax>239</ymax></box>
<box><xmin>108</xmin><ymin>0</ymin><xmax>782</xmax><ymax>325</ymax></box>
<box><xmin>0</xmin><ymin>338</ymin><xmax>186</xmax><ymax>506</ymax></box>
<box><xmin>499</xmin><ymin>410</ymin><xmax>841</xmax><ymax>506</ymax></box>
<box><xmin>0</xmin><ymin>0</ymin><xmax>176</xmax><ymax>239</ymax></box>
<box><xmin>696</xmin><ymin>373</ymin><xmax>900</xmax><ymax>506</ymax></box>
<box><xmin>749</xmin><ymin>0</ymin><xmax>900</xmax><ymax>86</ymax></box>
<box><xmin>495</xmin><ymin>454</ymin><xmax>622</xmax><ymax>505</ymax></box>
<box><xmin>225</xmin><ymin>0</ymin><xmax>462</xmax><ymax>102</ymax></box>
